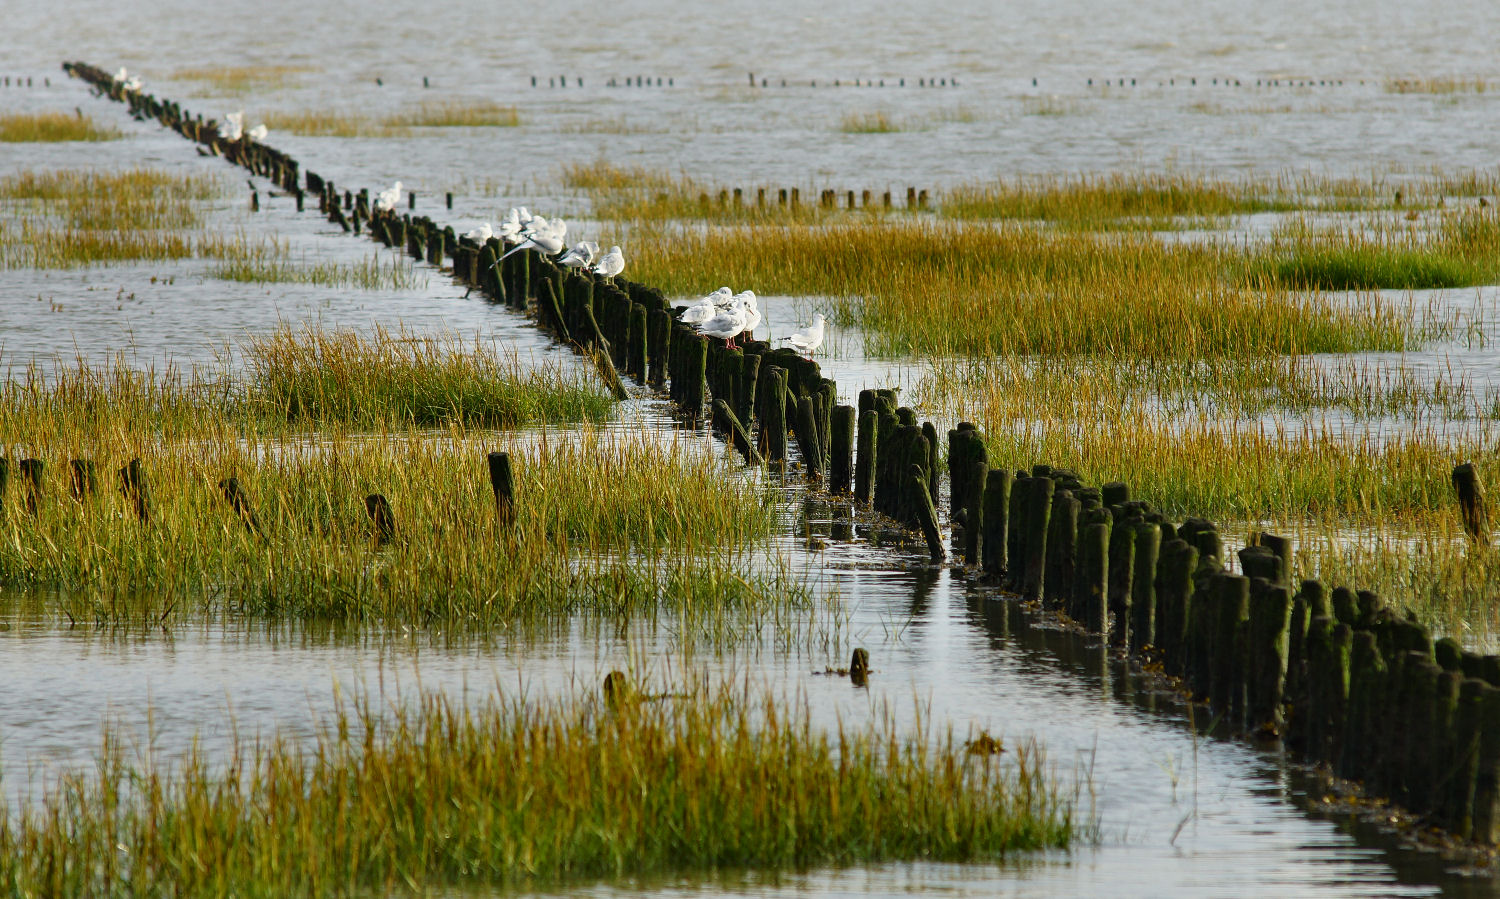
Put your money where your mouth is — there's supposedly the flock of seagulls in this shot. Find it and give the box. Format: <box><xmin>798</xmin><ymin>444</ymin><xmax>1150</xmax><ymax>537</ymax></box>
<box><xmin>460</xmin><ymin>207</ymin><xmax>625</xmax><ymax>277</ymax></box>
<box><xmin>675</xmin><ymin>288</ymin><xmax>825</xmax><ymax>357</ymax></box>
<box><xmin>216</xmin><ymin>110</ymin><xmax>267</xmax><ymax>142</ymax></box>
<box><xmin>112</xmin><ymin>67</ymin><xmax>142</xmax><ymax>93</ymax></box>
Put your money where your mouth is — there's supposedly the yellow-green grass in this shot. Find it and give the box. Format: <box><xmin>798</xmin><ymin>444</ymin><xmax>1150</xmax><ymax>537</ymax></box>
<box><xmin>0</xmin><ymin>111</ymin><xmax>119</xmax><ymax>142</ymax></box>
<box><xmin>561</xmin><ymin>160</ymin><xmax>883</xmax><ymax>224</ymax></box>
<box><xmin>243</xmin><ymin>325</ymin><xmax>613</xmax><ymax>428</ymax></box>
<box><xmin>206</xmin><ymin>235</ymin><xmax>427</xmax><ymax>290</ymax></box>
<box><xmin>941</xmin><ymin>172</ymin><xmax>1302</xmax><ymax>227</ymax></box>
<box><xmin>841</xmin><ymin>110</ymin><xmax>899</xmax><ymax>133</ymax></box>
<box><xmin>0</xmin><ymin>167</ymin><xmax>221</xmax><ymax>230</ymax></box>
<box><xmin>0</xmin><ymin>683</ymin><xmax>1073</xmax><ymax>894</ymax></box>
<box><xmin>170</xmin><ymin>64</ymin><xmax>317</xmax><ymax>93</ymax></box>
<box><xmin>261</xmin><ymin>101</ymin><xmax>520</xmax><ymax>137</ymax></box>
<box><xmin>1251</xmin><ymin>208</ymin><xmax>1500</xmax><ymax>290</ymax></box>
<box><xmin>0</xmin><ymin>219</ymin><xmax>196</xmax><ymax>268</ymax></box>
<box><xmin>625</xmin><ymin>221</ymin><xmax>1421</xmax><ymax>358</ymax></box>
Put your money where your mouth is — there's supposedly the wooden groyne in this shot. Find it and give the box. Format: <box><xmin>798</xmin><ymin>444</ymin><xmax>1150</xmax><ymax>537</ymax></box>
<box><xmin>62</xmin><ymin>59</ymin><xmax>1500</xmax><ymax>849</ymax></box>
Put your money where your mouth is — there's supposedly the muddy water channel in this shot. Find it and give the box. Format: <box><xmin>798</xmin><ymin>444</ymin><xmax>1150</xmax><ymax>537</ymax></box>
<box><xmin>8</xmin><ymin>0</ymin><xmax>1500</xmax><ymax>891</ymax></box>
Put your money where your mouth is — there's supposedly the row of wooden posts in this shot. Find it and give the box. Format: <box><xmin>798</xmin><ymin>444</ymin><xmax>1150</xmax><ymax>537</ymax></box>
<box><xmin>67</xmin><ymin>58</ymin><xmax>1500</xmax><ymax>847</ymax></box>
<box><xmin>700</xmin><ymin>187</ymin><xmax>930</xmax><ymax>211</ymax></box>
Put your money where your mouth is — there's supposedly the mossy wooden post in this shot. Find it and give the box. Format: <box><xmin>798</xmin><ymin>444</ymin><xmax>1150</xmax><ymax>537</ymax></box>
<box><xmin>487</xmin><ymin>452</ymin><xmax>515</xmax><ymax>529</ymax></box>
<box><xmin>855</xmin><ymin>409</ymin><xmax>878</xmax><ymax>503</ymax></box>
<box><xmin>982</xmin><ymin>468</ymin><xmax>1012</xmax><ymax>578</ymax></box>
<box><xmin>738</xmin><ymin>352</ymin><xmax>760</xmax><ymax>426</ymax></box>
<box><xmin>1005</xmin><ymin>477</ymin><xmax>1030</xmax><ymax>592</ymax></box>
<box><xmin>829</xmin><ymin>405</ymin><xmax>856</xmax><ymax>494</ymax></box>
<box><xmin>1341</xmin><ymin>630</ymin><xmax>1387</xmax><ymax>782</ymax></box>
<box><xmin>964</xmin><ymin>461</ymin><xmax>987</xmax><ymax>566</ymax></box>
<box><xmin>1249</xmin><ymin>585</ymin><xmax>1292</xmax><ymax>734</ymax></box>
<box><xmin>763</xmin><ymin>367</ymin><xmax>788</xmax><ymax>465</ymax></box>
<box><xmin>1155</xmin><ymin>541</ymin><xmax>1195</xmax><ymax>668</ymax></box>
<box><xmin>1473</xmin><ymin>684</ymin><xmax>1500</xmax><ymax>844</ymax></box>
<box><xmin>908</xmin><ymin>463</ymin><xmax>944</xmax><ymax>561</ymax></box>
<box><xmin>628</xmin><ymin>303</ymin><xmax>648</xmax><ymax>384</ymax></box>
<box><xmin>795</xmin><ymin>395</ymin><xmax>824</xmax><ymax>483</ymax></box>
<box><xmin>1022</xmin><ymin>476</ymin><xmax>1054</xmax><ymax>601</ymax></box>
<box><xmin>1044</xmin><ymin>489</ymin><xmax>1078</xmax><ymax>611</ymax></box>
<box><xmin>69</xmin><ymin>459</ymin><xmax>97</xmax><ymax>501</ymax></box>
<box><xmin>922</xmin><ymin>421</ymin><xmax>940</xmax><ymax>507</ymax></box>
<box><xmin>1209</xmin><ymin>574</ymin><xmax>1250</xmax><ymax>725</ymax></box>
<box><xmin>1131</xmin><ymin>522</ymin><xmax>1160</xmax><ymax>651</ymax></box>
<box><xmin>1107</xmin><ymin>519</ymin><xmax>1135</xmax><ymax>646</ymax></box>
<box><xmin>713</xmin><ymin>400</ymin><xmax>763</xmax><ymax>466</ymax></box>
<box><xmin>1285</xmin><ymin>581</ymin><xmax>1318</xmax><ymax>707</ymax></box>
<box><xmin>685</xmin><ymin>335</ymin><xmax>708</xmax><ymax>419</ymax></box>
<box><xmin>541</xmin><ymin>278</ymin><xmax>571</xmax><ymax>343</ymax></box>
<box><xmin>365</xmin><ymin>493</ymin><xmax>396</xmax><ymax>546</ymax></box>
<box><xmin>1079</xmin><ymin>516</ymin><xmax>1110</xmax><ymax>634</ymax></box>
<box><xmin>117</xmin><ymin>458</ymin><xmax>150</xmax><ymax>523</ymax></box>
<box><xmin>896</xmin><ymin>427</ymin><xmax>928</xmax><ymax>526</ymax></box>
<box><xmin>18</xmin><ymin>459</ymin><xmax>43</xmax><ymax>515</ymax></box>
<box><xmin>1440</xmin><ymin>676</ymin><xmax>1485</xmax><ymax>839</ymax></box>
<box><xmin>217</xmin><ymin>476</ymin><xmax>262</xmax><ymax>537</ymax></box>
<box><xmin>1454</xmin><ymin>462</ymin><xmax>1488</xmax><ymax>544</ymax></box>
<box><xmin>647</xmin><ymin>308</ymin><xmax>671</xmax><ymax>386</ymax></box>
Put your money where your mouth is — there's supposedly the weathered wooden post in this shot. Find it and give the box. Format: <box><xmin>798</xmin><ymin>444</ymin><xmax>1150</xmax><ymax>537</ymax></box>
<box><xmin>855</xmin><ymin>409</ymin><xmax>878</xmax><ymax>503</ymax></box>
<box><xmin>964</xmin><ymin>462</ymin><xmax>987</xmax><ymax>566</ymax></box>
<box><xmin>69</xmin><ymin>459</ymin><xmax>97</xmax><ymax>501</ymax></box>
<box><xmin>982</xmin><ymin>469</ymin><xmax>1012</xmax><ymax>578</ymax></box>
<box><xmin>218</xmin><ymin>476</ymin><xmax>262</xmax><ymax>537</ymax></box>
<box><xmin>829</xmin><ymin>405</ymin><xmax>855</xmax><ymax>494</ymax></box>
<box><xmin>1455</xmin><ymin>462</ymin><xmax>1489</xmax><ymax>544</ymax></box>
<box><xmin>117</xmin><ymin>458</ymin><xmax>149</xmax><ymax>523</ymax></box>
<box><xmin>629</xmin><ymin>303</ymin><xmax>648</xmax><ymax>384</ymax></box>
<box><xmin>1044</xmin><ymin>488</ymin><xmax>1079</xmax><ymax>611</ymax></box>
<box><xmin>713</xmin><ymin>400</ymin><xmax>763</xmax><ymax>466</ymax></box>
<box><xmin>762</xmin><ymin>367</ymin><xmax>788</xmax><ymax>465</ymax></box>
<box><xmin>487</xmin><ymin>451</ymin><xmax>515</xmax><ymax>529</ymax></box>
<box><xmin>1022</xmin><ymin>476</ymin><xmax>1054</xmax><ymax>600</ymax></box>
<box><xmin>365</xmin><ymin>493</ymin><xmax>396</xmax><ymax>546</ymax></box>
<box><xmin>1248</xmin><ymin>585</ymin><xmax>1292</xmax><ymax>734</ymax></box>
<box><xmin>1078</xmin><ymin>513</ymin><xmax>1110</xmax><ymax>634</ymax></box>
<box><xmin>1107</xmin><ymin>516</ymin><xmax>1136</xmax><ymax>646</ymax></box>
<box><xmin>908</xmin><ymin>463</ymin><xmax>944</xmax><ymax>561</ymax></box>
<box><xmin>18</xmin><ymin>458</ymin><xmax>43</xmax><ymax>515</ymax></box>
<box><xmin>1131</xmin><ymin>521</ymin><xmax>1160</xmax><ymax>650</ymax></box>
<box><xmin>795</xmin><ymin>395</ymin><xmax>823</xmax><ymax>483</ymax></box>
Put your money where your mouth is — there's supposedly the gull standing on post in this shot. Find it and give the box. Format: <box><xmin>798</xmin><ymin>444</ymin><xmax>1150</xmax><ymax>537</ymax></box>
<box><xmin>217</xmin><ymin>110</ymin><xmax>244</xmax><ymax>141</ymax></box>
<box><xmin>373</xmin><ymin>181</ymin><xmax>402</xmax><ymax>212</ymax></box>
<box><xmin>697</xmin><ymin>302</ymin><xmax>749</xmax><ymax>348</ymax></box>
<box><xmin>592</xmin><ymin>245</ymin><xmax>625</xmax><ymax>278</ymax></box>
<box><xmin>679</xmin><ymin>286</ymin><xmax>731</xmax><ymax>324</ymax></box>
<box><xmin>734</xmin><ymin>290</ymin><xmax>760</xmax><ymax>341</ymax></box>
<box><xmin>558</xmin><ymin>240</ymin><xmax>599</xmax><ymax>269</ymax></box>
<box><xmin>464</xmin><ymin>222</ymin><xmax>493</xmax><ymax>244</ymax></box>
<box><xmin>782</xmin><ymin>313</ymin><xmax>826</xmax><ymax>357</ymax></box>
<box><xmin>246</xmin><ymin>123</ymin><xmax>268</xmax><ymax>142</ymax></box>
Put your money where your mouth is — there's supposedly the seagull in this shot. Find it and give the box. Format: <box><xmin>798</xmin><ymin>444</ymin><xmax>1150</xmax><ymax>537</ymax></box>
<box><xmin>464</xmin><ymin>222</ymin><xmax>493</xmax><ymax>243</ymax></box>
<box><xmin>499</xmin><ymin>215</ymin><xmax>566</xmax><ymax>259</ymax></box>
<box><xmin>782</xmin><ymin>314</ymin><xmax>826</xmax><ymax>357</ymax></box>
<box><xmin>696</xmin><ymin>303</ymin><xmax>748</xmax><ymax>347</ymax></box>
<box><xmin>217</xmin><ymin>110</ymin><xmax>244</xmax><ymax>141</ymax></box>
<box><xmin>246</xmin><ymin>123</ymin><xmax>267</xmax><ymax>142</ymax></box>
<box><xmin>679</xmin><ymin>287</ymin><xmax>731</xmax><ymax>323</ymax></box>
<box><xmin>591</xmin><ymin>245</ymin><xmax>625</xmax><ymax>278</ymax></box>
<box><xmin>735</xmin><ymin>290</ymin><xmax>761</xmax><ymax>339</ymax></box>
<box><xmin>373</xmin><ymin>180</ymin><xmax>402</xmax><ymax>212</ymax></box>
<box><xmin>497</xmin><ymin>207</ymin><xmax>525</xmax><ymax>241</ymax></box>
<box><xmin>558</xmin><ymin>240</ymin><xmax>599</xmax><ymax>268</ymax></box>
<box><xmin>113</xmin><ymin>68</ymin><xmax>142</xmax><ymax>92</ymax></box>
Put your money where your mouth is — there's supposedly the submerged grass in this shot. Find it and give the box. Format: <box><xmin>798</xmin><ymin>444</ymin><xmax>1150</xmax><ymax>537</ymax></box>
<box><xmin>206</xmin><ymin>234</ymin><xmax>427</xmax><ymax>290</ymax></box>
<box><xmin>0</xmin><ymin>111</ymin><xmax>119</xmax><ymax>142</ymax></box>
<box><xmin>170</xmin><ymin>64</ymin><xmax>316</xmax><ymax>93</ymax></box>
<box><xmin>561</xmin><ymin>160</ymin><xmax>882</xmax><ymax>224</ymax></box>
<box><xmin>0</xmin><ymin>682</ymin><xmax>1073</xmax><ymax>894</ymax></box>
<box><xmin>262</xmin><ymin>100</ymin><xmax>520</xmax><ymax>137</ymax></box>
<box><xmin>941</xmin><ymin>172</ymin><xmax>1300</xmax><ymax>227</ymax></box>
<box><xmin>244</xmin><ymin>324</ymin><xmax>613</xmax><ymax>428</ymax></box>
<box><xmin>1252</xmin><ymin>208</ymin><xmax>1500</xmax><ymax>289</ymax></box>
<box><xmin>627</xmin><ymin>221</ymin><xmax>1423</xmax><ymax>358</ymax></box>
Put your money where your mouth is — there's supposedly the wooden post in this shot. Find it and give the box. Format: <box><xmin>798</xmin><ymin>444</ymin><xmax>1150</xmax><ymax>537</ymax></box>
<box><xmin>1107</xmin><ymin>517</ymin><xmax>1136</xmax><ymax>646</ymax></box>
<box><xmin>629</xmin><ymin>303</ymin><xmax>648</xmax><ymax>384</ymax></box>
<box><xmin>117</xmin><ymin>458</ymin><xmax>150</xmax><ymax>523</ymax></box>
<box><xmin>69</xmin><ymin>459</ymin><xmax>97</xmax><ymax>501</ymax></box>
<box><xmin>855</xmin><ymin>409</ymin><xmax>877</xmax><ymax>503</ymax></box>
<box><xmin>1078</xmin><ymin>516</ymin><xmax>1110</xmax><ymax>634</ymax></box>
<box><xmin>829</xmin><ymin>405</ymin><xmax>855</xmax><ymax>494</ymax></box>
<box><xmin>1473</xmin><ymin>683</ymin><xmax>1500</xmax><ymax>843</ymax></box>
<box><xmin>713</xmin><ymin>400</ymin><xmax>764</xmax><ymax>466</ymax></box>
<box><xmin>1131</xmin><ymin>521</ymin><xmax>1160</xmax><ymax>650</ymax></box>
<box><xmin>487</xmin><ymin>452</ymin><xmax>515</xmax><ymax>528</ymax></box>
<box><xmin>982</xmin><ymin>468</ymin><xmax>1012</xmax><ymax>578</ymax></box>
<box><xmin>18</xmin><ymin>458</ymin><xmax>43</xmax><ymax>515</ymax></box>
<box><xmin>218</xmin><ymin>476</ymin><xmax>262</xmax><ymax>537</ymax></box>
<box><xmin>1455</xmin><ymin>462</ymin><xmax>1489</xmax><ymax>543</ymax></box>
<box><xmin>1022</xmin><ymin>476</ymin><xmax>1054</xmax><ymax>600</ymax></box>
<box><xmin>762</xmin><ymin>367</ymin><xmax>788</xmax><ymax>464</ymax></box>
<box><xmin>850</xmin><ymin>647</ymin><xmax>870</xmax><ymax>686</ymax></box>
<box><xmin>909</xmin><ymin>463</ymin><xmax>944</xmax><ymax>561</ymax></box>
<box><xmin>795</xmin><ymin>395</ymin><xmax>823</xmax><ymax>483</ymax></box>
<box><xmin>964</xmin><ymin>461</ymin><xmax>987</xmax><ymax>566</ymax></box>
<box><xmin>922</xmin><ymin>421</ymin><xmax>940</xmax><ymax>507</ymax></box>
<box><xmin>1044</xmin><ymin>489</ymin><xmax>1079</xmax><ymax>611</ymax></box>
<box><xmin>647</xmin><ymin>309</ymin><xmax>670</xmax><ymax>385</ymax></box>
<box><xmin>1249</xmin><ymin>585</ymin><xmax>1292</xmax><ymax>734</ymax></box>
<box><xmin>365</xmin><ymin>493</ymin><xmax>396</xmax><ymax>546</ymax></box>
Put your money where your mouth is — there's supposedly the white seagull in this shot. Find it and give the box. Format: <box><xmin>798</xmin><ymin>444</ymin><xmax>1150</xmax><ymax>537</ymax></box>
<box><xmin>782</xmin><ymin>314</ymin><xmax>826</xmax><ymax>357</ymax></box>
<box><xmin>697</xmin><ymin>302</ymin><xmax>749</xmax><ymax>347</ymax></box>
<box><xmin>497</xmin><ymin>208</ymin><xmax>525</xmax><ymax>241</ymax></box>
<box><xmin>591</xmin><ymin>245</ymin><xmax>625</xmax><ymax>278</ymax></box>
<box><xmin>246</xmin><ymin>123</ymin><xmax>267</xmax><ymax>142</ymax></box>
<box><xmin>500</xmin><ymin>215</ymin><xmax>566</xmax><ymax>259</ymax></box>
<box><xmin>735</xmin><ymin>291</ymin><xmax>761</xmax><ymax>339</ymax></box>
<box><xmin>373</xmin><ymin>180</ymin><xmax>403</xmax><ymax>213</ymax></box>
<box><xmin>558</xmin><ymin>240</ymin><xmax>599</xmax><ymax>269</ymax></box>
<box><xmin>679</xmin><ymin>286</ymin><xmax>731</xmax><ymax>324</ymax></box>
<box><xmin>217</xmin><ymin>110</ymin><xmax>244</xmax><ymax>141</ymax></box>
<box><xmin>464</xmin><ymin>222</ymin><xmax>494</xmax><ymax>243</ymax></box>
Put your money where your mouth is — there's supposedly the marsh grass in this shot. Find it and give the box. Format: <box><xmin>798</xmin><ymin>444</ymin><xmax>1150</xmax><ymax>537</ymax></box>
<box><xmin>561</xmin><ymin>160</ymin><xmax>879</xmax><ymax>224</ymax></box>
<box><xmin>243</xmin><ymin>324</ymin><xmax>613</xmax><ymax>427</ymax></box>
<box><xmin>0</xmin><ymin>682</ymin><xmax>1073</xmax><ymax>894</ymax></box>
<box><xmin>626</xmin><ymin>221</ymin><xmax>1422</xmax><ymax>358</ymax></box>
<box><xmin>170</xmin><ymin>64</ymin><xmax>316</xmax><ymax>93</ymax></box>
<box><xmin>0</xmin><ymin>111</ymin><xmax>119</xmax><ymax>142</ymax></box>
<box><xmin>841</xmin><ymin>110</ymin><xmax>899</xmax><ymax>133</ymax></box>
<box><xmin>206</xmin><ymin>234</ymin><xmax>427</xmax><ymax>290</ymax></box>
<box><xmin>262</xmin><ymin>100</ymin><xmax>520</xmax><ymax>137</ymax></box>
<box><xmin>941</xmin><ymin>173</ymin><xmax>1297</xmax><ymax>227</ymax></box>
<box><xmin>1253</xmin><ymin>208</ymin><xmax>1500</xmax><ymax>289</ymax></box>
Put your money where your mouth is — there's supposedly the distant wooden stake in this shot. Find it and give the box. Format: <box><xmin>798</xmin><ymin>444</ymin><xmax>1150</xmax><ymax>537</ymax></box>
<box><xmin>1454</xmin><ymin>462</ymin><xmax>1488</xmax><ymax>544</ymax></box>
<box><xmin>487</xmin><ymin>452</ymin><xmax>516</xmax><ymax>529</ymax></box>
<box><xmin>365</xmin><ymin>494</ymin><xmax>396</xmax><ymax>546</ymax></box>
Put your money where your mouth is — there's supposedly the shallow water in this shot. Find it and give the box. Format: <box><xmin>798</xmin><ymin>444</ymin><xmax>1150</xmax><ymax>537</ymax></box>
<box><xmin>5</xmin><ymin>0</ymin><xmax>1500</xmax><ymax>892</ymax></box>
